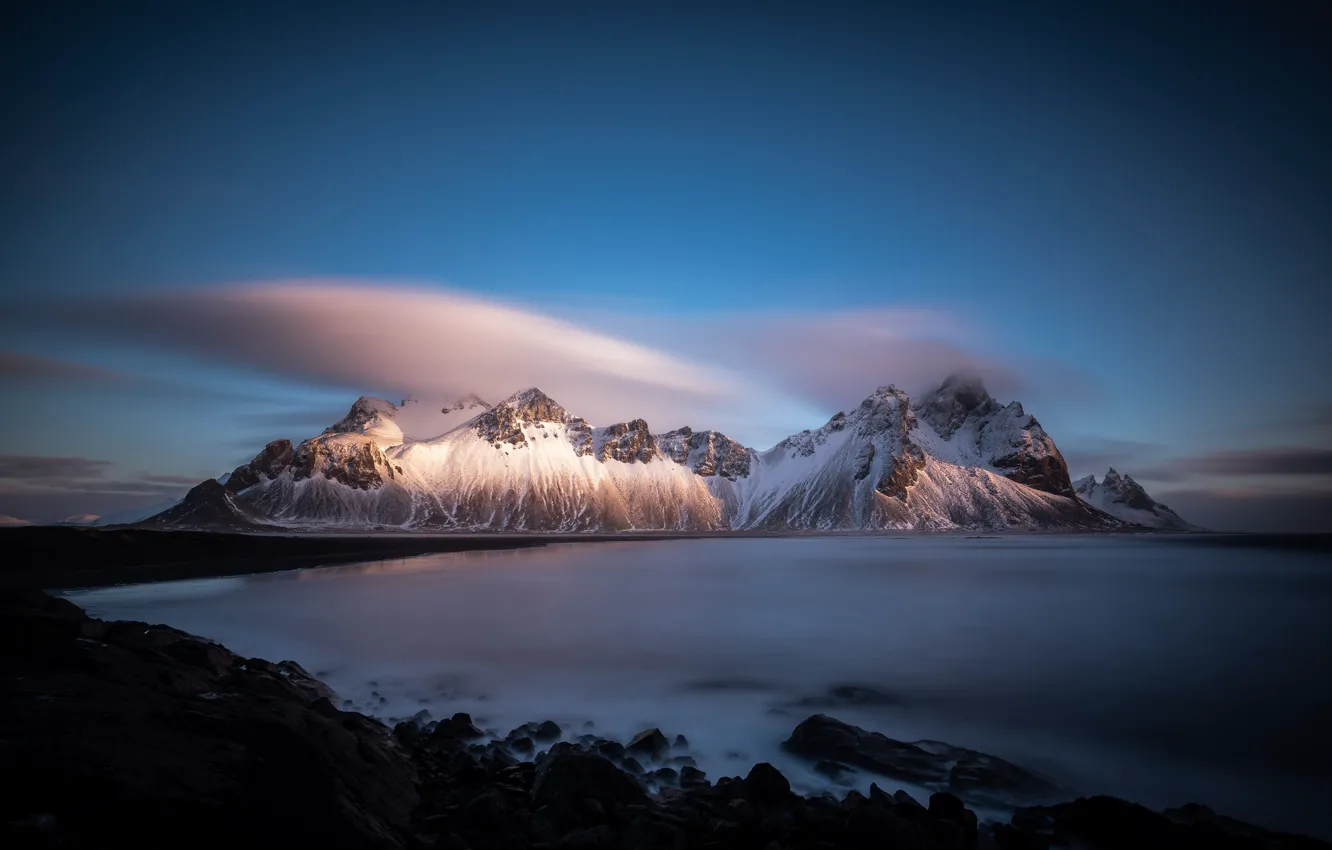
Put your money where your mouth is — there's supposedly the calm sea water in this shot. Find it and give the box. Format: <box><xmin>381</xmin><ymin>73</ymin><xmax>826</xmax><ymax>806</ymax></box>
<box><xmin>65</xmin><ymin>536</ymin><xmax>1332</xmax><ymax>838</ymax></box>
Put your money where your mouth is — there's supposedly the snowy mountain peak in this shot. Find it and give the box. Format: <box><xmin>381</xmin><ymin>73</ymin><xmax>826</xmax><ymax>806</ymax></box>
<box><xmin>918</xmin><ymin>374</ymin><xmax>1001</xmax><ymax>439</ymax></box>
<box><xmin>143</xmin><ymin>378</ymin><xmax>1174</xmax><ymax>533</ymax></box>
<box><xmin>325</xmin><ymin>396</ymin><xmax>398</xmax><ymax>432</ymax></box>
<box><xmin>470</xmin><ymin>387</ymin><xmax>573</xmax><ymax>447</ymax></box>
<box><xmin>497</xmin><ymin>387</ymin><xmax>568</xmax><ymax>420</ymax></box>
<box><xmin>322</xmin><ymin>396</ymin><xmax>404</xmax><ymax>449</ymax></box>
<box><xmin>1075</xmin><ymin>468</ymin><xmax>1195</xmax><ymax>530</ymax></box>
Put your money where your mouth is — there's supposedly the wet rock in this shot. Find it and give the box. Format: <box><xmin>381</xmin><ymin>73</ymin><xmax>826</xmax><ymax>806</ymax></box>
<box><xmin>680</xmin><ymin>765</ymin><xmax>708</xmax><ymax>788</ymax></box>
<box><xmin>785</xmin><ymin>714</ymin><xmax>1059</xmax><ymax>807</ymax></box>
<box><xmin>619</xmin><ymin>756</ymin><xmax>645</xmax><ymax>775</ymax></box>
<box><xmin>532</xmin><ymin>746</ymin><xmax>647</xmax><ymax>809</ymax></box>
<box><xmin>510</xmin><ymin>736</ymin><xmax>535</xmax><ymax>754</ymax></box>
<box><xmin>673</xmin><ymin>734</ymin><xmax>689</xmax><ymax>748</ymax></box>
<box><xmin>742</xmin><ymin>763</ymin><xmax>791</xmax><ymax>805</ymax></box>
<box><xmin>535</xmin><ymin>720</ymin><xmax>563</xmax><ymax>741</ymax></box>
<box><xmin>648</xmin><ymin>767</ymin><xmax>679</xmax><ymax>786</ymax></box>
<box><xmin>625</xmin><ymin>728</ymin><xmax>670</xmax><ymax>760</ymax></box>
<box><xmin>432</xmin><ymin>712</ymin><xmax>485</xmax><ymax>742</ymax></box>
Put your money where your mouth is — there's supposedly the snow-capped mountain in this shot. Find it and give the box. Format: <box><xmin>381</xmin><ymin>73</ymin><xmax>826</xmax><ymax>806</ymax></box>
<box><xmin>145</xmin><ymin>378</ymin><xmax>1190</xmax><ymax>532</ymax></box>
<box><xmin>1074</xmin><ymin>468</ymin><xmax>1196</xmax><ymax>530</ymax></box>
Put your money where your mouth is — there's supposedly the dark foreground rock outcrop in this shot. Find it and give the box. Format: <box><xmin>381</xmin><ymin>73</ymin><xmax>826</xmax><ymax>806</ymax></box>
<box><xmin>0</xmin><ymin>589</ymin><xmax>418</xmax><ymax>849</ymax></box>
<box><xmin>3</xmin><ymin>592</ymin><xmax>1327</xmax><ymax>850</ymax></box>
<box><xmin>784</xmin><ymin>714</ymin><xmax>1063</xmax><ymax>808</ymax></box>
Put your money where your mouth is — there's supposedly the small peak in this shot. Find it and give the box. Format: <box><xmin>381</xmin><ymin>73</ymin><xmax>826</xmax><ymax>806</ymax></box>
<box><xmin>503</xmin><ymin>387</ymin><xmax>555</xmax><ymax>405</ymax></box>
<box><xmin>482</xmin><ymin>387</ymin><xmax>570</xmax><ymax>426</ymax></box>
<box><xmin>351</xmin><ymin>395</ymin><xmax>398</xmax><ymax>413</ymax></box>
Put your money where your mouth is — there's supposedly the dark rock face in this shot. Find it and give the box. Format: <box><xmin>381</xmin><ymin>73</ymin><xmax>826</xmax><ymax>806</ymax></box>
<box><xmin>292</xmin><ymin>435</ymin><xmax>396</xmax><ymax>489</ymax></box>
<box><xmin>988</xmin><ymin>421</ymin><xmax>1075</xmax><ymax>498</ymax></box>
<box><xmin>784</xmin><ymin>714</ymin><xmax>1061</xmax><ymax>808</ymax></box>
<box><xmin>877</xmin><ymin>444</ymin><xmax>926</xmax><ymax>501</ymax></box>
<box><xmin>225</xmin><ymin>438</ymin><xmax>294</xmax><ymax>492</ymax></box>
<box><xmin>659</xmin><ymin>428</ymin><xmax>754</xmax><ymax>479</ymax></box>
<box><xmin>567</xmin><ymin>417</ymin><xmax>594</xmax><ymax>457</ymax></box>
<box><xmin>853</xmin><ymin>441</ymin><xmax>876</xmax><ymax>481</ymax></box>
<box><xmin>0</xmin><ymin>590</ymin><xmax>418</xmax><ymax>849</ymax></box>
<box><xmin>596</xmin><ymin>419</ymin><xmax>659</xmax><ymax>463</ymax></box>
<box><xmin>917</xmin><ymin>374</ymin><xmax>1001</xmax><ymax>439</ymax></box>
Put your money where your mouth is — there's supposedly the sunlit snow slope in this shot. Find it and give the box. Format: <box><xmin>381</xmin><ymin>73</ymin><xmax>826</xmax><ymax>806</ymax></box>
<box><xmin>147</xmin><ymin>378</ymin><xmax>1189</xmax><ymax>532</ymax></box>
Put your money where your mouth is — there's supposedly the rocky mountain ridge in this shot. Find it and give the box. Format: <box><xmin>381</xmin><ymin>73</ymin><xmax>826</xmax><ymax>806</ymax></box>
<box><xmin>1075</xmin><ymin>467</ymin><xmax>1195</xmax><ymax>530</ymax></box>
<box><xmin>144</xmin><ymin>377</ymin><xmax>1191</xmax><ymax>532</ymax></box>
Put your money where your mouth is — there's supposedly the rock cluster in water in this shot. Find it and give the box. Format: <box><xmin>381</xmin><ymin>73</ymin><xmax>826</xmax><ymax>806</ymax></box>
<box><xmin>2</xmin><ymin>590</ymin><xmax>1324</xmax><ymax>850</ymax></box>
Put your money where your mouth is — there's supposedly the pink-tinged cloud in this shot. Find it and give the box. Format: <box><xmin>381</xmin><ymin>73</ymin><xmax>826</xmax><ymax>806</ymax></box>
<box><xmin>7</xmin><ymin>279</ymin><xmax>1084</xmax><ymax>443</ymax></box>
<box><xmin>616</xmin><ymin>306</ymin><xmax>1098</xmax><ymax>414</ymax></box>
<box><xmin>13</xmin><ymin>281</ymin><xmax>754</xmax><ymax>432</ymax></box>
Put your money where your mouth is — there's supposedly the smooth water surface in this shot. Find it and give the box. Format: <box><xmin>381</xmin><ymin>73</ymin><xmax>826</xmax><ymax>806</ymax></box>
<box><xmin>66</xmin><ymin>536</ymin><xmax>1332</xmax><ymax>837</ymax></box>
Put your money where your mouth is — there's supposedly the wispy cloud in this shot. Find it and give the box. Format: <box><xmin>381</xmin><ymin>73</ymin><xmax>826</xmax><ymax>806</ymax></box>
<box><xmin>6</xmin><ymin>280</ymin><xmax>1089</xmax><ymax>442</ymax></box>
<box><xmin>0</xmin><ymin>454</ymin><xmax>195</xmax><ymax>498</ymax></box>
<box><xmin>0</xmin><ymin>455</ymin><xmax>114</xmax><ymax>479</ymax></box>
<box><xmin>138</xmin><ymin>473</ymin><xmax>207</xmax><ymax>485</ymax></box>
<box><xmin>1142</xmin><ymin>447</ymin><xmax>1332</xmax><ymax>480</ymax></box>
<box><xmin>0</xmin><ymin>352</ymin><xmax>129</xmax><ymax>382</ymax></box>
<box><xmin>6</xmin><ymin>281</ymin><xmax>757</xmax><ymax>432</ymax></box>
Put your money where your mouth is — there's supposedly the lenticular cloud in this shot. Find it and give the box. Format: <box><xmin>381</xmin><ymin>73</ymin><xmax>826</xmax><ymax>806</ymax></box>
<box><xmin>17</xmin><ymin>281</ymin><xmax>749</xmax><ymax>428</ymax></box>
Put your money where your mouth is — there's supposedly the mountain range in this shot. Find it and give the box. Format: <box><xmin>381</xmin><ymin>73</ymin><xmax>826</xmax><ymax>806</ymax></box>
<box><xmin>145</xmin><ymin>376</ymin><xmax>1194</xmax><ymax>532</ymax></box>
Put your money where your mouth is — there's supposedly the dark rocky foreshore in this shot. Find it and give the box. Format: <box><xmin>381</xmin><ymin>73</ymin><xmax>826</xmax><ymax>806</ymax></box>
<box><xmin>2</xmin><ymin>591</ymin><xmax>1327</xmax><ymax>850</ymax></box>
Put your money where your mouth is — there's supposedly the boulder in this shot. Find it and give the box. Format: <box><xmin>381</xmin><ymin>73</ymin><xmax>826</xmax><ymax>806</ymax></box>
<box><xmin>785</xmin><ymin>714</ymin><xmax>1060</xmax><ymax>807</ymax></box>
<box><xmin>742</xmin><ymin>762</ymin><xmax>791</xmax><ymax>805</ymax></box>
<box><xmin>626</xmin><ymin>727</ymin><xmax>670</xmax><ymax>760</ymax></box>
<box><xmin>532</xmin><ymin>746</ymin><xmax>647</xmax><ymax>809</ymax></box>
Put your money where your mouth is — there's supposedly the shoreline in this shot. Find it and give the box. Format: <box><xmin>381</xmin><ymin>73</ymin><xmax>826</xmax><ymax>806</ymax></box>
<box><xmin>4</xmin><ymin>588</ymin><xmax>1326</xmax><ymax>849</ymax></box>
<box><xmin>3</xmin><ymin>526</ymin><xmax>1325</xmax><ymax>591</ymax></box>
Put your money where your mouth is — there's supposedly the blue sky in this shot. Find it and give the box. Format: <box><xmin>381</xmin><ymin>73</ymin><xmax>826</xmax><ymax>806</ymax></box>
<box><xmin>2</xmin><ymin>1</ymin><xmax>1329</xmax><ymax>529</ymax></box>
